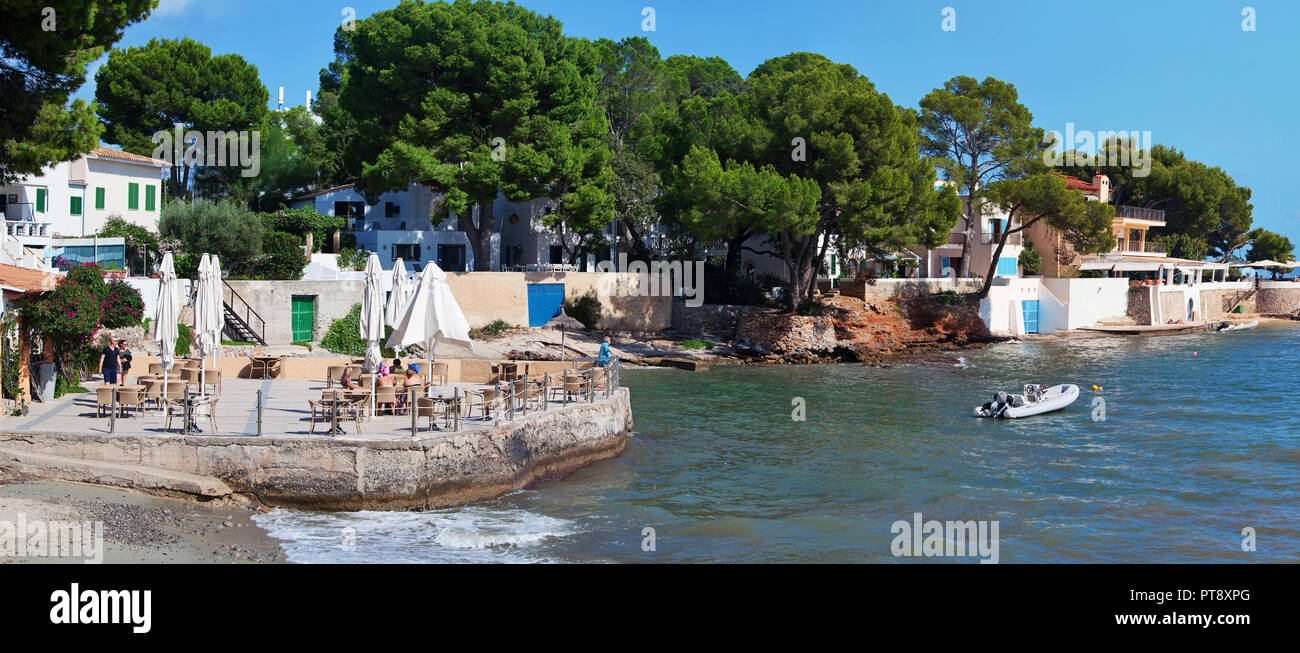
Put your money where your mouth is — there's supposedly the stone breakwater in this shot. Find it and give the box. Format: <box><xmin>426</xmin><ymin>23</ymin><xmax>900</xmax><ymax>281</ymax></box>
<box><xmin>0</xmin><ymin>389</ymin><xmax>633</xmax><ymax>511</ymax></box>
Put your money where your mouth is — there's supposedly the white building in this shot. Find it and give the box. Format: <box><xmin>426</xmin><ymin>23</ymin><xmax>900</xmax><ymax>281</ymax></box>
<box><xmin>289</xmin><ymin>183</ymin><xmax>615</xmax><ymax>272</ymax></box>
<box><xmin>1</xmin><ymin>147</ymin><xmax>169</xmax><ymax>257</ymax></box>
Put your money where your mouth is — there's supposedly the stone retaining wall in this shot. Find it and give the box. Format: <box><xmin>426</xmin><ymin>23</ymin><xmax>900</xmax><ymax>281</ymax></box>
<box><xmin>671</xmin><ymin>301</ymin><xmax>752</xmax><ymax>337</ymax></box>
<box><xmin>1257</xmin><ymin>286</ymin><xmax>1300</xmax><ymax>315</ymax></box>
<box><xmin>839</xmin><ymin>278</ymin><xmax>984</xmax><ymax>302</ymax></box>
<box><xmin>0</xmin><ymin>389</ymin><xmax>633</xmax><ymax>511</ymax></box>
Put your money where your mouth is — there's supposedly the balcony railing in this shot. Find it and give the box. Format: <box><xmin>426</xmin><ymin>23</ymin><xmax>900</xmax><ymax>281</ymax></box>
<box><xmin>1115</xmin><ymin>240</ymin><xmax>1166</xmax><ymax>254</ymax></box>
<box><xmin>1115</xmin><ymin>205</ymin><xmax>1166</xmax><ymax>224</ymax></box>
<box><xmin>979</xmin><ymin>231</ymin><xmax>1021</xmax><ymax>245</ymax></box>
<box><xmin>5</xmin><ymin>219</ymin><xmax>52</xmax><ymax>238</ymax></box>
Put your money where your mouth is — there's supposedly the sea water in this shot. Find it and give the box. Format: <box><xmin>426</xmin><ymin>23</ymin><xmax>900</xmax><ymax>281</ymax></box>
<box><xmin>254</xmin><ymin>323</ymin><xmax>1300</xmax><ymax>563</ymax></box>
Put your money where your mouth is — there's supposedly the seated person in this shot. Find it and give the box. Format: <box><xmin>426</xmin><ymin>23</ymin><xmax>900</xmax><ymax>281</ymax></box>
<box><xmin>405</xmin><ymin>365</ymin><xmax>423</xmax><ymax>387</ymax></box>
<box><xmin>377</xmin><ymin>372</ymin><xmax>397</xmax><ymax>388</ymax></box>
<box><xmin>340</xmin><ymin>368</ymin><xmax>359</xmax><ymax>390</ymax></box>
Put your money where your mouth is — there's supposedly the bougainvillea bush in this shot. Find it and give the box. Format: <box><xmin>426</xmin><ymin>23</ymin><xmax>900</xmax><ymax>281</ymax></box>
<box><xmin>101</xmin><ymin>279</ymin><xmax>145</xmax><ymax>328</ymax></box>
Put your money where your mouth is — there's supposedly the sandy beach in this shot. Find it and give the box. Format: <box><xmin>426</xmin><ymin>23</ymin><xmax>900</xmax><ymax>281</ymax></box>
<box><xmin>0</xmin><ymin>468</ymin><xmax>286</xmax><ymax>564</ymax></box>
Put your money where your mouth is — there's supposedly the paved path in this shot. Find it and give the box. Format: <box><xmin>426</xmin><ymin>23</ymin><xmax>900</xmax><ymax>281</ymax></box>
<box><xmin>0</xmin><ymin>378</ymin><xmax>587</xmax><ymax>441</ymax></box>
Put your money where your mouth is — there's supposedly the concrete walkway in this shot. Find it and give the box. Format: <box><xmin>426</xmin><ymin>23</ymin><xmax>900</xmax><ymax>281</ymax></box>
<box><xmin>1</xmin><ymin>378</ymin><xmax>586</xmax><ymax>442</ymax></box>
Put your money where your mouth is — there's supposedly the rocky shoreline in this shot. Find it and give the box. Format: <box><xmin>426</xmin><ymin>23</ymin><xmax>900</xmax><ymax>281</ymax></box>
<box><xmin>480</xmin><ymin>293</ymin><xmax>1003</xmax><ymax>368</ymax></box>
<box><xmin>0</xmin><ymin>469</ymin><xmax>286</xmax><ymax>564</ymax></box>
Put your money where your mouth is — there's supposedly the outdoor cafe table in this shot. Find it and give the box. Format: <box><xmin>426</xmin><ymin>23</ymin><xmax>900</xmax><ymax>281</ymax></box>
<box><xmin>249</xmin><ymin>356</ymin><xmax>283</xmax><ymax>379</ymax></box>
<box><xmin>320</xmin><ymin>389</ymin><xmax>365</xmax><ymax>434</ymax></box>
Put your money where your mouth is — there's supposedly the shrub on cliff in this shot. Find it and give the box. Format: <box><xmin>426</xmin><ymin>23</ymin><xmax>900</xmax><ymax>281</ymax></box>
<box><xmin>563</xmin><ymin>290</ymin><xmax>602</xmax><ymax>330</ymax></box>
<box><xmin>321</xmin><ymin>303</ymin><xmax>395</xmax><ymax>356</ymax></box>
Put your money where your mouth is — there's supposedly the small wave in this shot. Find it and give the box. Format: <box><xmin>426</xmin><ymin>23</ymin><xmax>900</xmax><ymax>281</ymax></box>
<box><xmin>254</xmin><ymin>505</ymin><xmax>579</xmax><ymax>563</ymax></box>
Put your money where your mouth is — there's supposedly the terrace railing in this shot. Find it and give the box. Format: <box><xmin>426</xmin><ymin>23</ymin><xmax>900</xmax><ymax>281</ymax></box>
<box><xmin>1116</xmin><ymin>205</ymin><xmax>1166</xmax><ymax>224</ymax></box>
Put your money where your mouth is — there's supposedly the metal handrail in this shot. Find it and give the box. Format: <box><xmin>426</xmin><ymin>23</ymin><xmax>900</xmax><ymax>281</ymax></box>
<box><xmin>222</xmin><ymin>280</ymin><xmax>265</xmax><ymax>344</ymax></box>
<box><xmin>1116</xmin><ymin>205</ymin><xmax>1166</xmax><ymax>224</ymax></box>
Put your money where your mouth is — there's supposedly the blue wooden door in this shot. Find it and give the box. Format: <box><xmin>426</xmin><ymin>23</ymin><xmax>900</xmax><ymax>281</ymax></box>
<box><xmin>1021</xmin><ymin>300</ymin><xmax>1040</xmax><ymax>334</ymax></box>
<box><xmin>527</xmin><ymin>284</ymin><xmax>565</xmax><ymax>327</ymax></box>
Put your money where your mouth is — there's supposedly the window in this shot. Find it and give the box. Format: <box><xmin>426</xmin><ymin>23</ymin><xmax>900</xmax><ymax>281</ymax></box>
<box><xmin>385</xmin><ymin>202</ymin><xmax>400</xmax><ymax>218</ymax></box>
<box><xmin>437</xmin><ymin>244</ymin><xmax>466</xmax><ymax>272</ymax></box>
<box><xmin>70</xmin><ymin>196</ymin><xmax>82</xmax><ymax>216</ymax></box>
<box><xmin>393</xmin><ymin>244</ymin><xmax>419</xmax><ymax>261</ymax></box>
<box><xmin>36</xmin><ymin>188</ymin><xmax>46</xmax><ymax>213</ymax></box>
<box><xmin>941</xmin><ymin>257</ymin><xmax>953</xmax><ymax>276</ymax></box>
<box><xmin>996</xmin><ymin>257</ymin><xmax>1018</xmax><ymax>277</ymax></box>
<box><xmin>335</xmin><ymin>201</ymin><xmax>365</xmax><ymax>230</ymax></box>
<box><xmin>95</xmin><ymin>187</ymin><xmax>105</xmax><ymax>210</ymax></box>
<box><xmin>991</xmin><ymin>218</ymin><xmax>1006</xmax><ymax>237</ymax></box>
<box><xmin>549</xmin><ymin>245</ymin><xmax>564</xmax><ymax>265</ymax></box>
<box><xmin>145</xmin><ymin>185</ymin><xmax>156</xmax><ymax>211</ymax></box>
<box><xmin>128</xmin><ymin>183</ymin><xmax>139</xmax><ymax>210</ymax></box>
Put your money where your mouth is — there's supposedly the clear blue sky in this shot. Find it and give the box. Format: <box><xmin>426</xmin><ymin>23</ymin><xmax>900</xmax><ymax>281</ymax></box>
<box><xmin>80</xmin><ymin>0</ymin><xmax>1300</xmax><ymax>252</ymax></box>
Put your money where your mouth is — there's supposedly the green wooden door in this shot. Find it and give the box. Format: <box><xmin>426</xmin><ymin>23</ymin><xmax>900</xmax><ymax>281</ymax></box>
<box><xmin>290</xmin><ymin>297</ymin><xmax>315</xmax><ymax>342</ymax></box>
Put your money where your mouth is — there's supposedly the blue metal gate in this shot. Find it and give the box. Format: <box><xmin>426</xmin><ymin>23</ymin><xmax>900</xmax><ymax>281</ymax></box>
<box><xmin>1021</xmin><ymin>299</ymin><xmax>1040</xmax><ymax>334</ymax></box>
<box><xmin>527</xmin><ymin>283</ymin><xmax>565</xmax><ymax>327</ymax></box>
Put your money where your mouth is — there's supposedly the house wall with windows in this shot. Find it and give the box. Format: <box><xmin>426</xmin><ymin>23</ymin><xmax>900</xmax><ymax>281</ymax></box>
<box><xmin>289</xmin><ymin>183</ymin><xmax>614</xmax><ymax>273</ymax></box>
<box><xmin>0</xmin><ymin>147</ymin><xmax>166</xmax><ymax>254</ymax></box>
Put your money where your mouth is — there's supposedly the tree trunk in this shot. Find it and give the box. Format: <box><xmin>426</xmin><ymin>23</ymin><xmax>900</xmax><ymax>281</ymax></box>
<box><xmin>723</xmin><ymin>231</ymin><xmax>751</xmax><ymax>277</ymax></box>
<box><xmin>959</xmin><ymin>201</ymin><xmax>976</xmax><ymax>278</ymax></box>
<box><xmin>459</xmin><ymin>202</ymin><xmax>496</xmax><ymax>271</ymax></box>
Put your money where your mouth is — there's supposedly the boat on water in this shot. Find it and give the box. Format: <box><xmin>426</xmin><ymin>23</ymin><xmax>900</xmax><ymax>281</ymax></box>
<box><xmin>1216</xmin><ymin>319</ymin><xmax>1259</xmax><ymax>332</ymax></box>
<box><xmin>974</xmin><ymin>383</ymin><xmax>1080</xmax><ymax>419</ymax></box>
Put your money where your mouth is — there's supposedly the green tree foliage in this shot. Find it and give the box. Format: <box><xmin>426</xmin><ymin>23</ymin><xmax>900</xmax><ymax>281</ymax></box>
<box><xmin>262</xmin><ymin>207</ymin><xmax>344</xmax><ymax>252</ymax></box>
<box><xmin>101</xmin><ymin>279</ymin><xmax>145</xmax><ymax>328</ymax></box>
<box><xmin>1073</xmin><ymin>142</ymin><xmax>1253</xmax><ymax>260</ymax></box>
<box><xmin>158</xmin><ymin>200</ymin><xmax>264</xmax><ymax>274</ymax></box>
<box><xmin>94</xmin><ymin>37</ymin><xmax>269</xmax><ymax>199</ymax></box>
<box><xmin>321</xmin><ymin>303</ymin><xmax>395</xmax><ymax>356</ymax></box>
<box><xmin>1018</xmin><ymin>241</ymin><xmax>1043</xmax><ymax>276</ymax></box>
<box><xmin>20</xmin><ymin>263</ymin><xmax>140</xmax><ymax>384</ymax></box>
<box><xmin>333</xmin><ymin>0</ymin><xmax>613</xmax><ymax>270</ymax></box>
<box><xmin>1150</xmin><ymin>232</ymin><xmax>1207</xmax><ymax>261</ymax></box>
<box><xmin>563</xmin><ymin>289</ymin><xmax>602</xmax><ymax>329</ymax></box>
<box><xmin>749</xmin><ymin>53</ymin><xmax>960</xmax><ymax>309</ymax></box>
<box><xmin>919</xmin><ymin>76</ymin><xmax>1047</xmax><ymax>277</ymax></box>
<box><xmin>980</xmin><ymin>174</ymin><xmax>1115</xmax><ymax>297</ymax></box>
<box><xmin>591</xmin><ymin>38</ymin><xmax>746</xmax><ymax>263</ymax></box>
<box><xmin>0</xmin><ymin>0</ymin><xmax>155</xmax><ymax>182</ymax></box>
<box><xmin>254</xmin><ymin>231</ymin><xmax>306</xmax><ymax>280</ymax></box>
<box><xmin>1245</xmin><ymin>228</ymin><xmax>1295</xmax><ymax>277</ymax></box>
<box><xmin>244</xmin><ymin>107</ymin><xmax>333</xmax><ymax>210</ymax></box>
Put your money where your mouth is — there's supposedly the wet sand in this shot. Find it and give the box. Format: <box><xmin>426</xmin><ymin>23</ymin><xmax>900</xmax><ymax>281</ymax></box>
<box><xmin>0</xmin><ymin>469</ymin><xmax>287</xmax><ymax>564</ymax></box>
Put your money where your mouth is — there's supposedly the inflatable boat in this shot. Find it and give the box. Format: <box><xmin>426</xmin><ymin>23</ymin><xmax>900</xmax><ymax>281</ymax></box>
<box><xmin>974</xmin><ymin>383</ymin><xmax>1080</xmax><ymax>419</ymax></box>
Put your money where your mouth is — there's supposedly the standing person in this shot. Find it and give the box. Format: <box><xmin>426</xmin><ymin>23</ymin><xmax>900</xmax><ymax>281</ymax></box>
<box><xmin>391</xmin><ymin>358</ymin><xmax>404</xmax><ymax>377</ymax></box>
<box><xmin>597</xmin><ymin>336</ymin><xmax>612</xmax><ymax>367</ymax></box>
<box><xmin>116</xmin><ymin>340</ymin><xmax>133</xmax><ymax>386</ymax></box>
<box><xmin>98</xmin><ymin>341</ymin><xmax>119</xmax><ymax>385</ymax></box>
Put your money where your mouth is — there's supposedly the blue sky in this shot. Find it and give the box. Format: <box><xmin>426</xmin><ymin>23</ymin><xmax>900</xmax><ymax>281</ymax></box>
<box><xmin>78</xmin><ymin>0</ymin><xmax>1300</xmax><ymax>252</ymax></box>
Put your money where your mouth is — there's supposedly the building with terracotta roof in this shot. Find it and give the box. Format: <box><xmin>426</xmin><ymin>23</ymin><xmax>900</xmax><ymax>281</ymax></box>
<box><xmin>1</xmin><ymin>146</ymin><xmax>168</xmax><ymax>257</ymax></box>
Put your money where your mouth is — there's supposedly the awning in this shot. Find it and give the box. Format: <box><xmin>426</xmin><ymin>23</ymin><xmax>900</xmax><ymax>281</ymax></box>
<box><xmin>1231</xmin><ymin>260</ymin><xmax>1299</xmax><ymax>268</ymax></box>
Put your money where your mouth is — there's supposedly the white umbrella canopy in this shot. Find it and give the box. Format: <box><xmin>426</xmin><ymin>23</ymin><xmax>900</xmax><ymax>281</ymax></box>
<box><xmin>192</xmin><ymin>254</ymin><xmax>221</xmax><ymax>395</ymax></box>
<box><xmin>385</xmin><ymin>258</ymin><xmax>410</xmax><ymax>327</ymax></box>
<box><xmin>360</xmin><ymin>253</ymin><xmax>386</xmax><ymax>373</ymax></box>
<box><xmin>153</xmin><ymin>252</ymin><xmax>182</xmax><ymax>408</ymax></box>
<box><xmin>387</xmin><ymin>262</ymin><xmax>474</xmax><ymax>395</ymax></box>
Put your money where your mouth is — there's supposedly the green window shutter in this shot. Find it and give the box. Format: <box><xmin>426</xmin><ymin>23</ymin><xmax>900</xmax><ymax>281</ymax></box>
<box><xmin>145</xmin><ymin>185</ymin><xmax>156</xmax><ymax>211</ymax></box>
<box><xmin>95</xmin><ymin>187</ymin><xmax>105</xmax><ymax>210</ymax></box>
<box><xmin>128</xmin><ymin>183</ymin><xmax>139</xmax><ymax>210</ymax></box>
<box><xmin>36</xmin><ymin>188</ymin><xmax>46</xmax><ymax>213</ymax></box>
<box><xmin>70</xmin><ymin>196</ymin><xmax>82</xmax><ymax>216</ymax></box>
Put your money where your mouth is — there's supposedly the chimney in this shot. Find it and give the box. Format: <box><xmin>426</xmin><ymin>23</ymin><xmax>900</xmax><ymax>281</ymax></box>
<box><xmin>1093</xmin><ymin>173</ymin><xmax>1110</xmax><ymax>203</ymax></box>
<box><xmin>277</xmin><ymin>86</ymin><xmax>284</xmax><ymax>111</ymax></box>
<box><xmin>306</xmin><ymin>90</ymin><xmax>313</xmax><ymax>112</ymax></box>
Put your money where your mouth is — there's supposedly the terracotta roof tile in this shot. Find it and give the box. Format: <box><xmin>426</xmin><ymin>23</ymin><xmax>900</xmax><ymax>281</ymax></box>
<box><xmin>0</xmin><ymin>262</ymin><xmax>62</xmax><ymax>294</ymax></box>
<box><xmin>91</xmin><ymin>146</ymin><xmax>170</xmax><ymax>167</ymax></box>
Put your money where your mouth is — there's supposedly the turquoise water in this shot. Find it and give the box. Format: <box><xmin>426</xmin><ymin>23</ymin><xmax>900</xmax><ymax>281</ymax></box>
<box><xmin>255</xmin><ymin>324</ymin><xmax>1300</xmax><ymax>563</ymax></box>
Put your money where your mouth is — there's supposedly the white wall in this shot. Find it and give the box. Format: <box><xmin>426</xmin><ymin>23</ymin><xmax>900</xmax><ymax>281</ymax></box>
<box><xmin>1041</xmin><ymin>277</ymin><xmax>1130</xmax><ymax>330</ymax></box>
<box><xmin>982</xmin><ymin>277</ymin><xmax>1040</xmax><ymax>336</ymax></box>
